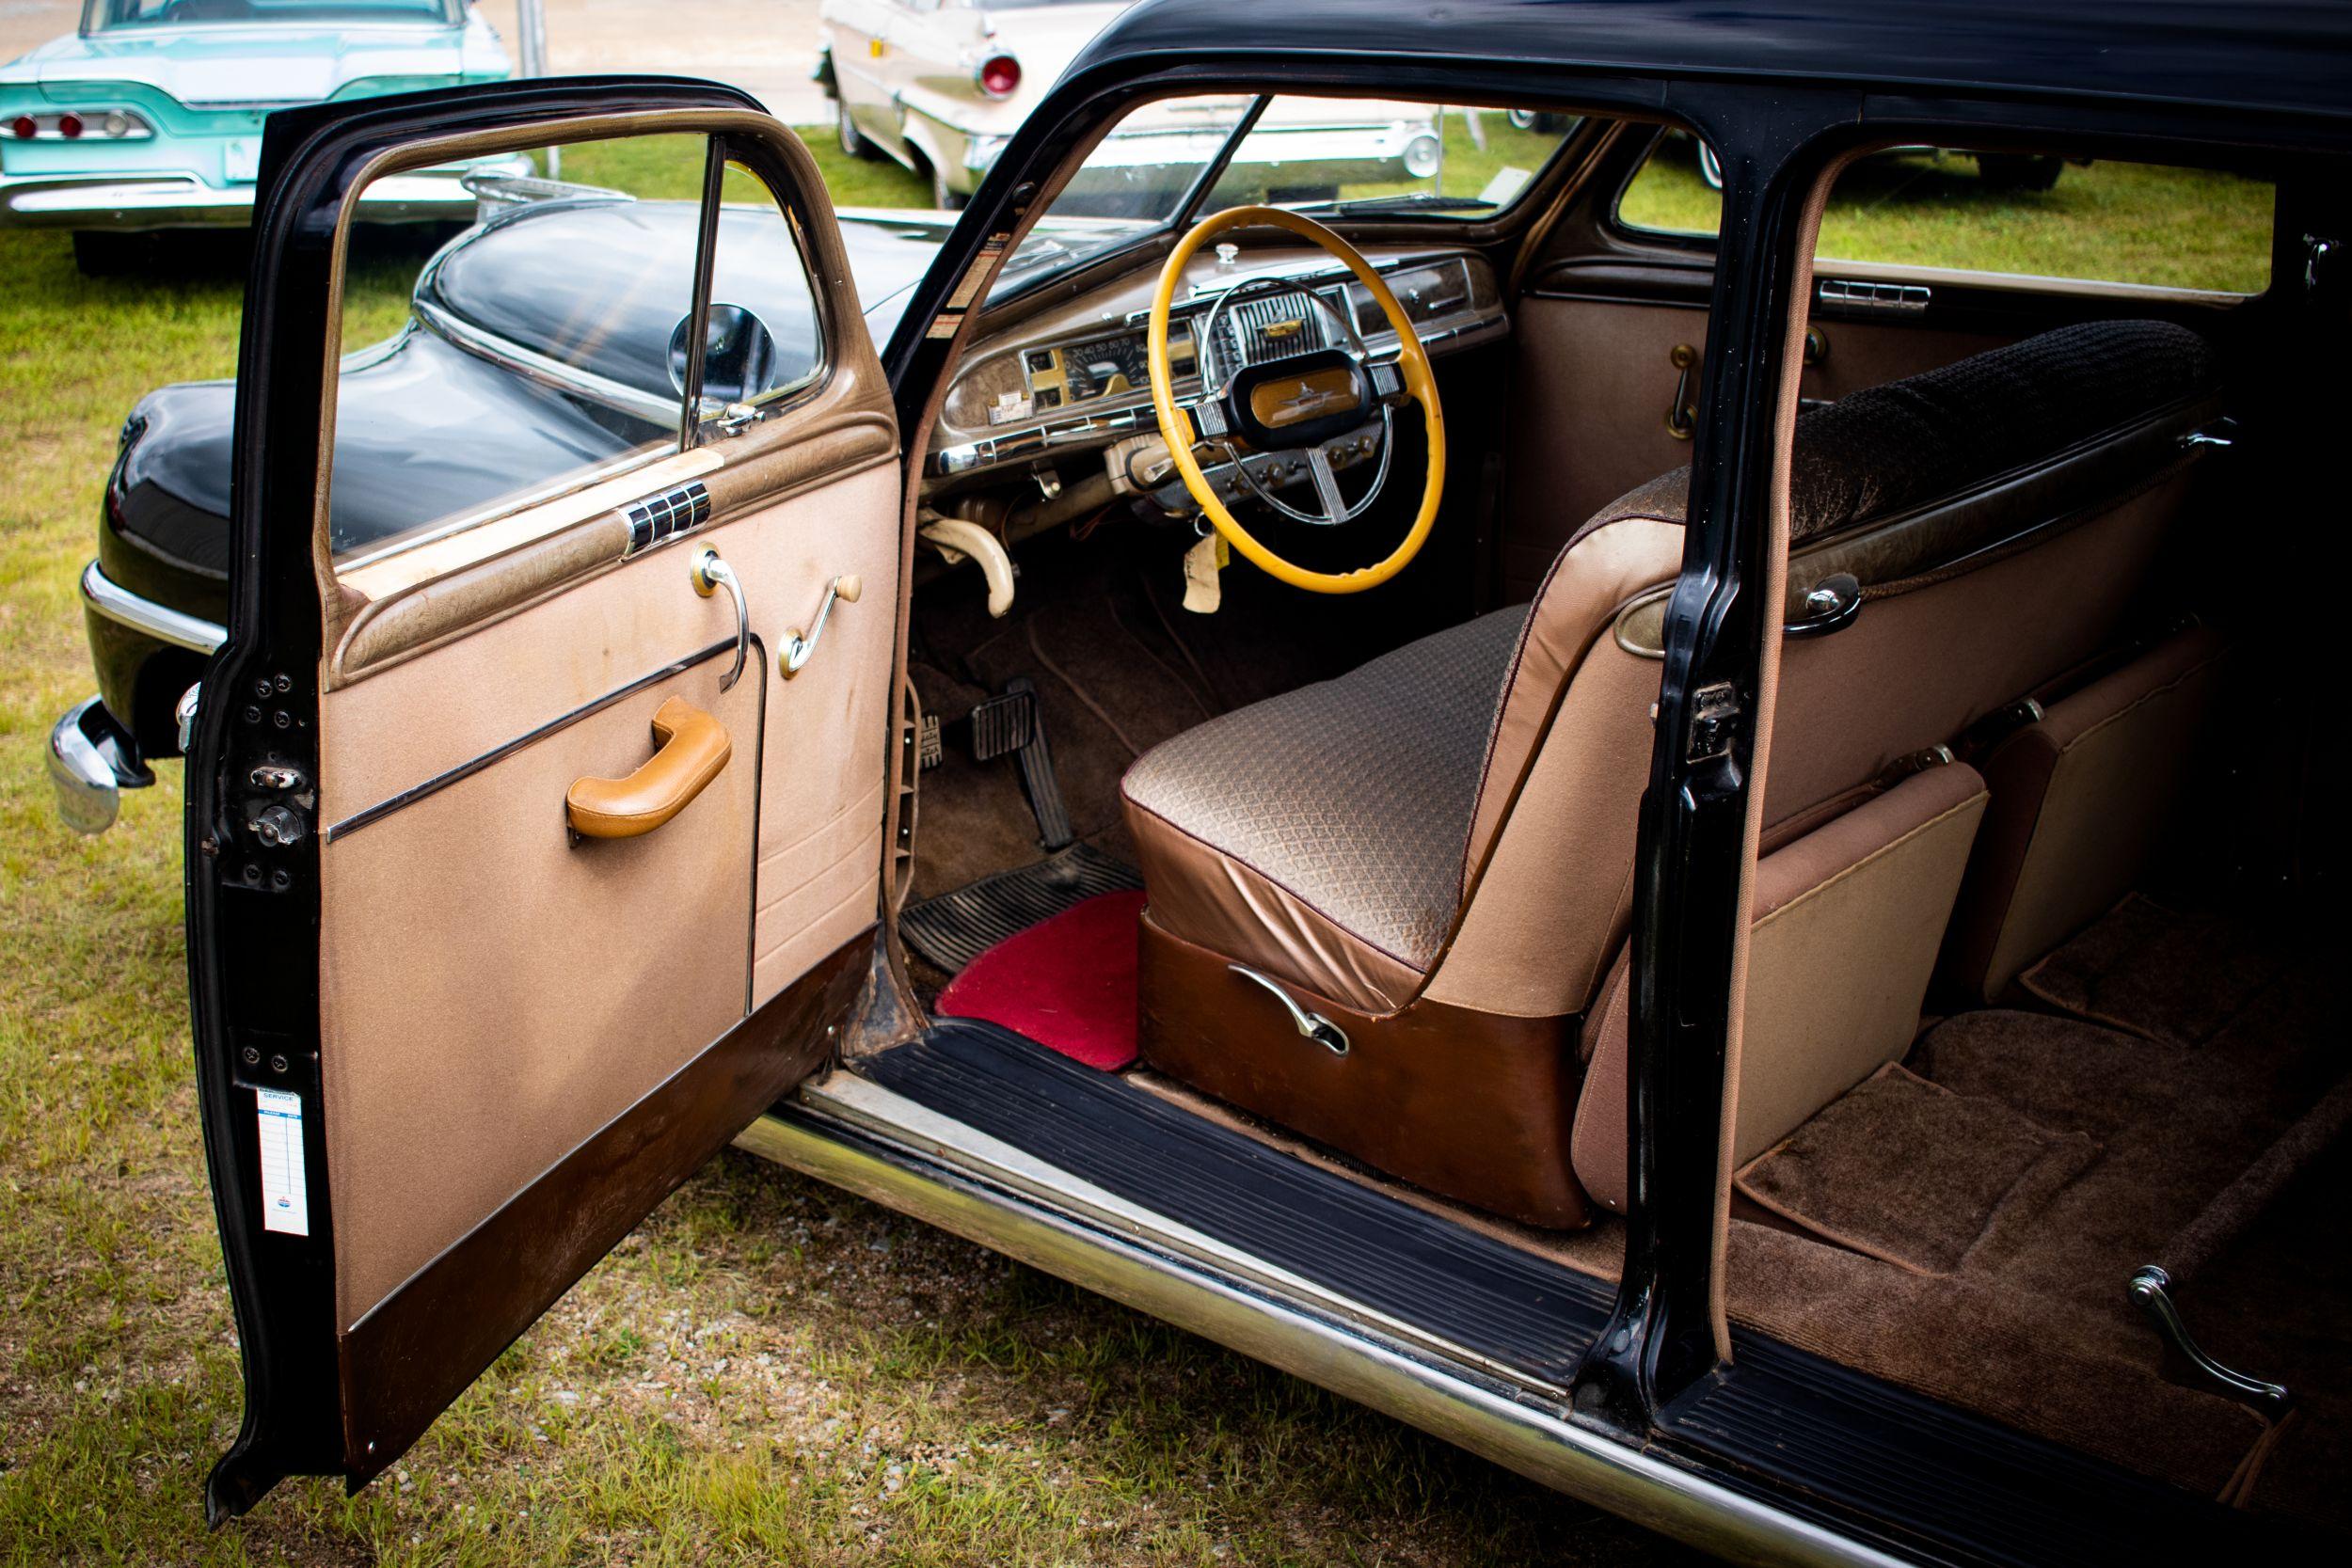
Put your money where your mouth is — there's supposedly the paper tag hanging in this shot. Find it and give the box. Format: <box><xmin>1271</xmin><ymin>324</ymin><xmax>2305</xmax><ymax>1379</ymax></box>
<box><xmin>1182</xmin><ymin>531</ymin><xmax>1229</xmax><ymax>613</ymax></box>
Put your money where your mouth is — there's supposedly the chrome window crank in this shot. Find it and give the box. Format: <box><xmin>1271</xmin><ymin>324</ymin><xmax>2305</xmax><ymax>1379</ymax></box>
<box><xmin>1229</xmin><ymin>963</ymin><xmax>1349</xmax><ymax>1055</ymax></box>
<box><xmin>690</xmin><ymin>547</ymin><xmax>748</xmax><ymax>692</ymax></box>
<box><xmin>780</xmin><ymin>575</ymin><xmax>862</xmax><ymax>679</ymax></box>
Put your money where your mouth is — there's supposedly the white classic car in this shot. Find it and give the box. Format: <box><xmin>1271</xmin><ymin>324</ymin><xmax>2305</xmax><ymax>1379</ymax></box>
<box><xmin>817</xmin><ymin>0</ymin><xmax>1441</xmax><ymax>209</ymax></box>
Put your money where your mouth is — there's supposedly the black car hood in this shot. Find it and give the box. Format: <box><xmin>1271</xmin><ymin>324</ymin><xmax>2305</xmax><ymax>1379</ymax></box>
<box><xmin>422</xmin><ymin>197</ymin><xmax>961</xmax><ymax>396</ymax></box>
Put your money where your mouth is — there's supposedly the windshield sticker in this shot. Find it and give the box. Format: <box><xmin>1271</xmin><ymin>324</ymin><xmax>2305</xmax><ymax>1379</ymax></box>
<box><xmin>255</xmin><ymin>1088</ymin><xmax>311</xmax><ymax>1238</ymax></box>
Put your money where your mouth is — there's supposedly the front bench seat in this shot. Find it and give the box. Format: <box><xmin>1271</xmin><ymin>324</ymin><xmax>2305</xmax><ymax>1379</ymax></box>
<box><xmin>1121</xmin><ymin>319</ymin><xmax>2220</xmax><ymax>1227</ymax></box>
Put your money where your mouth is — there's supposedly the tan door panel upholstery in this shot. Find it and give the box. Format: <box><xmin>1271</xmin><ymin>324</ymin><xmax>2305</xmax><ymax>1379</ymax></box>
<box><xmin>318</xmin><ymin>454</ymin><xmax>901</xmax><ymax>1330</ymax></box>
<box><xmin>323</xmin><ymin>659</ymin><xmax>759</xmax><ymax>1328</ymax></box>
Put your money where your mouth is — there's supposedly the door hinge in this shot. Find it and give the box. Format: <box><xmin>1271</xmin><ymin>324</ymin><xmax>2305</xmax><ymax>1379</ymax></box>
<box><xmin>1686</xmin><ymin>682</ymin><xmax>1740</xmax><ymax>762</ymax></box>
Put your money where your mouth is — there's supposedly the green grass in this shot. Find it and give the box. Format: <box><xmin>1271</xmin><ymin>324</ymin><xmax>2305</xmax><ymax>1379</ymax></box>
<box><xmin>1619</xmin><ymin>138</ymin><xmax>2274</xmax><ymax>293</ymax></box>
<box><xmin>0</xmin><ymin>127</ymin><xmax>1693</xmax><ymax>1566</ymax></box>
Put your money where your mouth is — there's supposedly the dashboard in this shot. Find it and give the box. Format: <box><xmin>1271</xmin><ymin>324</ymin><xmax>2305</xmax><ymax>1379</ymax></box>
<box><xmin>931</xmin><ymin>247</ymin><xmax>1506</xmax><ymax>482</ymax></box>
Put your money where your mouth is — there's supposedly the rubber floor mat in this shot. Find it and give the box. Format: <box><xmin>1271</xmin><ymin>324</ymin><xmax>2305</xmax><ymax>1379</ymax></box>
<box><xmin>899</xmin><ymin>842</ymin><xmax>1142</xmax><ymax>975</ymax></box>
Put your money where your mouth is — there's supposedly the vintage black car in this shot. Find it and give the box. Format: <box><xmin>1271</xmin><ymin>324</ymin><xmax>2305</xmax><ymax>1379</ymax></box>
<box><xmin>82</xmin><ymin>2</ymin><xmax>2352</xmax><ymax>1560</ymax></box>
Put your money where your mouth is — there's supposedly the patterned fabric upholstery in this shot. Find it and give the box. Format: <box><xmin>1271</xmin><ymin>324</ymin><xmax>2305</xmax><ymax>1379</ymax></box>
<box><xmin>1121</xmin><ymin>607</ymin><xmax>1527</xmax><ymax>968</ymax></box>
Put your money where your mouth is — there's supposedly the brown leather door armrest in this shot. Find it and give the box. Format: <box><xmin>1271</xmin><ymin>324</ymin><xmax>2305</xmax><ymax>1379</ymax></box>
<box><xmin>566</xmin><ymin>696</ymin><xmax>731</xmax><ymax>839</ymax></box>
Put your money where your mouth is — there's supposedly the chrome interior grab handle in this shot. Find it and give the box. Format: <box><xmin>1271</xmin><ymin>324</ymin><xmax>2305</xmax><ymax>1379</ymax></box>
<box><xmin>1229</xmin><ymin>963</ymin><xmax>1350</xmax><ymax>1055</ymax></box>
<box><xmin>690</xmin><ymin>547</ymin><xmax>748</xmax><ymax>692</ymax></box>
<box><xmin>780</xmin><ymin>574</ymin><xmax>862</xmax><ymax>679</ymax></box>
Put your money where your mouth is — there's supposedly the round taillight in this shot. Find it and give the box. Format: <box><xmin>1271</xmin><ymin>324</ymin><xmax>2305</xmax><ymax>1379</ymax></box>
<box><xmin>57</xmin><ymin>112</ymin><xmax>83</xmax><ymax>139</ymax></box>
<box><xmin>103</xmin><ymin>111</ymin><xmax>131</xmax><ymax>138</ymax></box>
<box><xmin>977</xmin><ymin>54</ymin><xmax>1020</xmax><ymax>98</ymax></box>
<box><xmin>9</xmin><ymin>116</ymin><xmax>35</xmax><ymax>140</ymax></box>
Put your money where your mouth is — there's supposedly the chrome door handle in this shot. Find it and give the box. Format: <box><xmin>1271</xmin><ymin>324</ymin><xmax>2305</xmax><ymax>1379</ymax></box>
<box><xmin>1229</xmin><ymin>963</ymin><xmax>1349</xmax><ymax>1055</ymax></box>
<box><xmin>780</xmin><ymin>574</ymin><xmax>862</xmax><ymax>679</ymax></box>
<box><xmin>690</xmin><ymin>547</ymin><xmax>748</xmax><ymax>692</ymax></box>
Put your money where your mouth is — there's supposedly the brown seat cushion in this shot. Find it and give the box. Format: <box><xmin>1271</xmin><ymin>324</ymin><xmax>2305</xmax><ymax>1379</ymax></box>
<box><xmin>1120</xmin><ymin>606</ymin><xmax>1524</xmax><ymax>1013</ymax></box>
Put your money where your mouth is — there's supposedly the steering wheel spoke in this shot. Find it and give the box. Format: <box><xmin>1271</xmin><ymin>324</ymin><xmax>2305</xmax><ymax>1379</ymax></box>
<box><xmin>1302</xmin><ymin>445</ymin><xmax>1350</xmax><ymax>523</ymax></box>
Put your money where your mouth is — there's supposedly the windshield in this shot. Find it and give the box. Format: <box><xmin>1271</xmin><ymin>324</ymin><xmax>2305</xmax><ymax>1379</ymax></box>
<box><xmin>989</xmin><ymin>93</ymin><xmax>1579</xmax><ymax>302</ymax></box>
<box><xmin>84</xmin><ymin>0</ymin><xmax>458</xmax><ymax>29</ymax></box>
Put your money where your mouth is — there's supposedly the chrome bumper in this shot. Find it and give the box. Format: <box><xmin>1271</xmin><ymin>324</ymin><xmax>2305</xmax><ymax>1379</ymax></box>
<box><xmin>48</xmin><ymin>697</ymin><xmax>151</xmax><ymax>835</ymax></box>
<box><xmin>51</xmin><ymin>562</ymin><xmax>225</xmax><ymax>833</ymax></box>
<box><xmin>0</xmin><ymin>162</ymin><xmax>520</xmax><ymax>230</ymax></box>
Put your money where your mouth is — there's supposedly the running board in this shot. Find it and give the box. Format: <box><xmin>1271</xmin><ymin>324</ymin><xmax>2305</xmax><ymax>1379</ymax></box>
<box><xmin>801</xmin><ymin>1070</ymin><xmax>1557</xmax><ymax>1394</ymax></box>
<box><xmin>834</xmin><ymin>1022</ymin><xmax>1614</xmax><ymax>1389</ymax></box>
<box><xmin>736</xmin><ymin>1100</ymin><xmax>1911</xmax><ymax>1568</ymax></box>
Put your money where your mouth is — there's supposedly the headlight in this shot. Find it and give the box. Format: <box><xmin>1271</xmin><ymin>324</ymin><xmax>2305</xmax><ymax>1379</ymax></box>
<box><xmin>1403</xmin><ymin>132</ymin><xmax>1442</xmax><ymax>181</ymax></box>
<box><xmin>8</xmin><ymin>108</ymin><xmax>155</xmax><ymax>141</ymax></box>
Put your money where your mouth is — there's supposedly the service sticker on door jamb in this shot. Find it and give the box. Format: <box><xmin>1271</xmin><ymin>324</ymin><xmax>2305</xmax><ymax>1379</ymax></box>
<box><xmin>255</xmin><ymin>1088</ymin><xmax>311</xmax><ymax>1237</ymax></box>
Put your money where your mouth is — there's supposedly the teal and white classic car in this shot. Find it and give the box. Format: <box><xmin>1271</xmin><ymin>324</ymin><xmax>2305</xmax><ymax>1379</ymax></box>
<box><xmin>0</xmin><ymin>0</ymin><xmax>518</xmax><ymax>270</ymax></box>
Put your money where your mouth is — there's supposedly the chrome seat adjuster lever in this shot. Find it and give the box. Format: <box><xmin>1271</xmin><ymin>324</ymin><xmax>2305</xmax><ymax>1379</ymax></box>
<box><xmin>1229</xmin><ymin>963</ymin><xmax>1350</xmax><ymax>1055</ymax></box>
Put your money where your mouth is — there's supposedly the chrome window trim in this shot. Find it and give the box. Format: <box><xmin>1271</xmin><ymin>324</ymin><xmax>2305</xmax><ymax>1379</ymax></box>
<box><xmin>329</xmin><ymin>443</ymin><xmax>675</xmax><ymax>573</ymax></box>
<box><xmin>81</xmin><ymin>561</ymin><xmax>225</xmax><ymax>654</ymax></box>
<box><xmin>744</xmin><ymin>1100</ymin><xmax>1911</xmax><ymax>1568</ymax></box>
<box><xmin>412</xmin><ymin>295</ymin><xmax>685</xmax><ymax>427</ymax></box>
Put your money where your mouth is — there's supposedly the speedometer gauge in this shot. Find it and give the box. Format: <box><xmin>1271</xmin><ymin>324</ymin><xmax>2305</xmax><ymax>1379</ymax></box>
<box><xmin>1061</xmin><ymin>332</ymin><xmax>1152</xmax><ymax>401</ymax></box>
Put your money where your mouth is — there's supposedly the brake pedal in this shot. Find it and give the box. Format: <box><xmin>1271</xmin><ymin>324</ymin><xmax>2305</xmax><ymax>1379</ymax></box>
<box><xmin>966</xmin><ymin>677</ymin><xmax>1073</xmax><ymax>850</ymax></box>
<box><xmin>967</xmin><ymin>686</ymin><xmax>1036</xmax><ymax>764</ymax></box>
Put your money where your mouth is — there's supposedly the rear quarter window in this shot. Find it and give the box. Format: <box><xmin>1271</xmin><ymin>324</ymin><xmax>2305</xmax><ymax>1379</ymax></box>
<box><xmin>1618</xmin><ymin>135</ymin><xmax>2274</xmax><ymax>295</ymax></box>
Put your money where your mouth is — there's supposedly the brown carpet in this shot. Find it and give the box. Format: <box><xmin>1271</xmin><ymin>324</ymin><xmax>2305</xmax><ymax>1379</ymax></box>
<box><xmin>2021</xmin><ymin>893</ymin><xmax>2312</xmax><ymax>1048</ymax></box>
<box><xmin>1728</xmin><ymin>999</ymin><xmax>2346</xmax><ymax>1520</ymax></box>
<box><xmin>1735</xmin><ymin>1064</ymin><xmax>2100</xmax><ymax>1276</ymax></box>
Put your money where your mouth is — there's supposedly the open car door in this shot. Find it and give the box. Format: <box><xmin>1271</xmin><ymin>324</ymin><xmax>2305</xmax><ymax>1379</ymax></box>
<box><xmin>185</xmin><ymin>78</ymin><xmax>905</xmax><ymax>1516</ymax></box>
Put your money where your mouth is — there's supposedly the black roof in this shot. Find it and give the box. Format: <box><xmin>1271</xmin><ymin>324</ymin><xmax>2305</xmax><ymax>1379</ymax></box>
<box><xmin>1072</xmin><ymin>0</ymin><xmax>2352</xmax><ymax>132</ymax></box>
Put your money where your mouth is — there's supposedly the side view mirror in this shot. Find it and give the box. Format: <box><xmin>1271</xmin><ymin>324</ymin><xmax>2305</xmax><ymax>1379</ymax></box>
<box><xmin>668</xmin><ymin>302</ymin><xmax>779</xmax><ymax>407</ymax></box>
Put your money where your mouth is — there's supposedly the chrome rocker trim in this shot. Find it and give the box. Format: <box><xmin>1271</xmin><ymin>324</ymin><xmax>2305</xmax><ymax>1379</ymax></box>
<box><xmin>81</xmin><ymin>560</ymin><xmax>227</xmax><ymax>654</ymax></box>
<box><xmin>743</xmin><ymin>1085</ymin><xmax>1907</xmax><ymax>1568</ymax></box>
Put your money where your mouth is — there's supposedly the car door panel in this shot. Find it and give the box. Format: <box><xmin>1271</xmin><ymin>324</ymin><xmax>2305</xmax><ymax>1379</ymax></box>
<box><xmin>1502</xmin><ymin>293</ymin><xmax>2010</xmax><ymax>597</ymax></box>
<box><xmin>190</xmin><ymin>81</ymin><xmax>904</xmax><ymax>1514</ymax></box>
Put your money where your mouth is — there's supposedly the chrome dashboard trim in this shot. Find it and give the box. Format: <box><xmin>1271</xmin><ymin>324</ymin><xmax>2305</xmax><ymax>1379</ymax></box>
<box><xmin>81</xmin><ymin>561</ymin><xmax>226</xmax><ymax>655</ymax></box>
<box><xmin>741</xmin><ymin>1097</ymin><xmax>1910</xmax><ymax>1568</ymax></box>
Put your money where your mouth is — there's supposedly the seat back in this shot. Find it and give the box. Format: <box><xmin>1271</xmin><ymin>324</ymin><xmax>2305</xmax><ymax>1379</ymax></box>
<box><xmin>1573</xmin><ymin>757</ymin><xmax>1991</xmax><ymax>1212</ymax></box>
<box><xmin>1941</xmin><ymin>623</ymin><xmax>2233</xmax><ymax>1002</ymax></box>
<box><xmin>1422</xmin><ymin>320</ymin><xmax>2222</xmax><ymax>1022</ymax></box>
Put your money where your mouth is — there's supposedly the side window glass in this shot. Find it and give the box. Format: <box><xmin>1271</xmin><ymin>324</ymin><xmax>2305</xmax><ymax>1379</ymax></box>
<box><xmin>1617</xmin><ymin>134</ymin><xmax>2273</xmax><ymax>295</ymax></box>
<box><xmin>326</xmin><ymin>134</ymin><xmax>824</xmax><ymax>582</ymax></box>
<box><xmin>690</xmin><ymin>162</ymin><xmax>825</xmax><ymax>441</ymax></box>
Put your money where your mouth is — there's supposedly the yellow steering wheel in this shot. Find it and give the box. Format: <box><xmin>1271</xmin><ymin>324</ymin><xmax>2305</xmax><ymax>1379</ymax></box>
<box><xmin>1145</xmin><ymin>205</ymin><xmax>1446</xmax><ymax>594</ymax></box>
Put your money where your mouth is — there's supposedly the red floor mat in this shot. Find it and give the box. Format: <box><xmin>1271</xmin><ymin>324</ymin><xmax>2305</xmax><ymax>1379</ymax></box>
<box><xmin>935</xmin><ymin>890</ymin><xmax>1146</xmax><ymax>1070</ymax></box>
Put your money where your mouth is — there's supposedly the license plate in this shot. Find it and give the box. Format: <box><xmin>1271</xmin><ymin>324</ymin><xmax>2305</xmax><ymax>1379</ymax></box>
<box><xmin>223</xmin><ymin>138</ymin><xmax>259</xmax><ymax>183</ymax></box>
